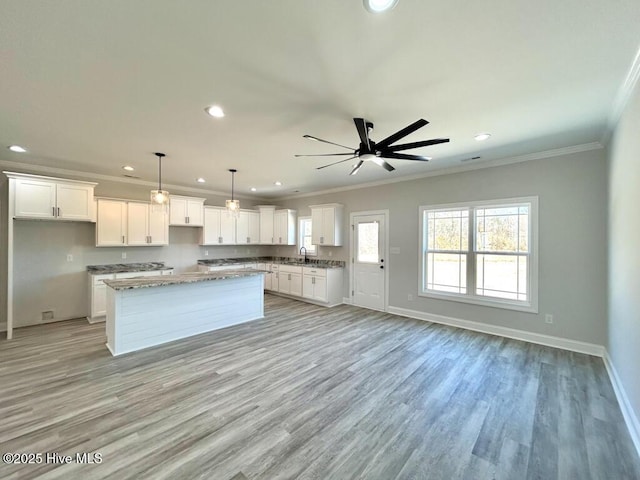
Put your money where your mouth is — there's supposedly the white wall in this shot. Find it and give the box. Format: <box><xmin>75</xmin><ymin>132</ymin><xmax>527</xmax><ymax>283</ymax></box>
<box><xmin>278</xmin><ymin>148</ymin><xmax>608</xmax><ymax>346</ymax></box>
<box><xmin>608</xmin><ymin>76</ymin><xmax>640</xmax><ymax>433</ymax></box>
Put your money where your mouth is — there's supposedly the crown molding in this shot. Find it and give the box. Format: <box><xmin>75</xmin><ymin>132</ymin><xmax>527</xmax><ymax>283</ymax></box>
<box><xmin>602</xmin><ymin>42</ymin><xmax>640</xmax><ymax>145</ymax></box>
<box><xmin>0</xmin><ymin>158</ymin><xmax>263</xmax><ymax>201</ymax></box>
<box><xmin>274</xmin><ymin>141</ymin><xmax>603</xmax><ymax>201</ymax></box>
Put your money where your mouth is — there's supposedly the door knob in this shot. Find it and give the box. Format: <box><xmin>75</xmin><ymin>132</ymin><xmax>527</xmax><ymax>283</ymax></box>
<box><xmin>380</xmin><ymin>265</ymin><xmax>384</xmax><ymax>269</ymax></box>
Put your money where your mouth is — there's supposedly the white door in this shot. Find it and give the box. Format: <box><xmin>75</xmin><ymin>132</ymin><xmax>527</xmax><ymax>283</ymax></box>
<box><xmin>352</xmin><ymin>213</ymin><xmax>387</xmax><ymax>311</ymax></box>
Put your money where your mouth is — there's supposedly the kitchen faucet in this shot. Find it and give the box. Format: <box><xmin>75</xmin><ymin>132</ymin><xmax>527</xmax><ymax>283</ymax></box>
<box><xmin>299</xmin><ymin>247</ymin><xmax>309</xmax><ymax>263</ymax></box>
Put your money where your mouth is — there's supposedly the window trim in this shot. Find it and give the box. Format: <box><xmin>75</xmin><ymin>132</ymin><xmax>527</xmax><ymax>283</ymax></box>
<box><xmin>298</xmin><ymin>216</ymin><xmax>317</xmax><ymax>256</ymax></box>
<box><xmin>418</xmin><ymin>196</ymin><xmax>538</xmax><ymax>313</ymax></box>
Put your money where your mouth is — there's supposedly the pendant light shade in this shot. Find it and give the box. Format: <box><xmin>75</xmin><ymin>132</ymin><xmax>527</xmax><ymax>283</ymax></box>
<box><xmin>226</xmin><ymin>169</ymin><xmax>240</xmax><ymax>218</ymax></box>
<box><xmin>151</xmin><ymin>152</ymin><xmax>169</xmax><ymax>212</ymax></box>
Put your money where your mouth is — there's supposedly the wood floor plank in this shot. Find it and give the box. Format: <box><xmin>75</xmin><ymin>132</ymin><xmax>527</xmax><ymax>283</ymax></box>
<box><xmin>1</xmin><ymin>294</ymin><xmax>639</xmax><ymax>479</ymax></box>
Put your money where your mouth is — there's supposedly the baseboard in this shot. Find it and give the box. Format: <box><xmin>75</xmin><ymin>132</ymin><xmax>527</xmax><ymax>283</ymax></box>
<box><xmin>342</xmin><ymin>297</ymin><xmax>352</xmax><ymax>305</ymax></box>
<box><xmin>603</xmin><ymin>351</ymin><xmax>640</xmax><ymax>457</ymax></box>
<box><xmin>387</xmin><ymin>306</ymin><xmax>605</xmax><ymax>357</ymax></box>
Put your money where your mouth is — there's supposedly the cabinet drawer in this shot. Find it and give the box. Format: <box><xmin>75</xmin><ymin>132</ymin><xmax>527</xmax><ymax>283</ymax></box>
<box><xmin>280</xmin><ymin>264</ymin><xmax>303</xmax><ymax>274</ymax></box>
<box><xmin>115</xmin><ymin>270</ymin><xmax>163</xmax><ymax>279</ymax></box>
<box><xmin>92</xmin><ymin>273</ymin><xmax>115</xmax><ymax>285</ymax></box>
<box><xmin>302</xmin><ymin>267</ymin><xmax>327</xmax><ymax>277</ymax></box>
<box><xmin>270</xmin><ymin>264</ymin><xmax>279</xmax><ymax>271</ymax></box>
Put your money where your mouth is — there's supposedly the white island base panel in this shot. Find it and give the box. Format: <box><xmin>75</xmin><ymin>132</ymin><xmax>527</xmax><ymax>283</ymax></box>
<box><xmin>106</xmin><ymin>275</ymin><xmax>264</xmax><ymax>356</ymax></box>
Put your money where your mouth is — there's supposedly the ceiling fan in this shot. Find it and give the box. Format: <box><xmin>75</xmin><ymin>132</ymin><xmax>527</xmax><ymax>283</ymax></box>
<box><xmin>296</xmin><ymin>118</ymin><xmax>450</xmax><ymax>175</ymax></box>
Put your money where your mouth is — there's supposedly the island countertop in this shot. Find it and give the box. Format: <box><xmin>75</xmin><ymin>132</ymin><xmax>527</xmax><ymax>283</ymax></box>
<box><xmin>103</xmin><ymin>270</ymin><xmax>265</xmax><ymax>291</ymax></box>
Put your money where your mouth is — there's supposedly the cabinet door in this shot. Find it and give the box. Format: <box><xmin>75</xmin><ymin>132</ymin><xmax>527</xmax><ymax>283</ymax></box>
<box><xmin>148</xmin><ymin>207</ymin><xmax>168</xmax><ymax>245</ymax></box>
<box><xmin>313</xmin><ymin>276</ymin><xmax>328</xmax><ymax>302</ymax></box>
<box><xmin>127</xmin><ymin>202</ymin><xmax>149</xmax><ymax>246</ymax></box>
<box><xmin>302</xmin><ymin>275</ymin><xmax>314</xmax><ymax>299</ymax></box>
<box><xmin>274</xmin><ymin>211</ymin><xmax>284</xmax><ymax>244</ymax></box>
<box><xmin>14</xmin><ymin>178</ymin><xmax>56</xmax><ymax>219</ymax></box>
<box><xmin>93</xmin><ymin>284</ymin><xmax>108</xmax><ymax>317</ymax></box>
<box><xmin>260</xmin><ymin>208</ymin><xmax>275</xmax><ymax>244</ymax></box>
<box><xmin>321</xmin><ymin>208</ymin><xmax>336</xmax><ymax>245</ymax></box>
<box><xmin>236</xmin><ymin>211</ymin><xmax>250</xmax><ymax>245</ymax></box>
<box><xmin>56</xmin><ymin>184</ymin><xmax>93</xmax><ymax>221</ymax></box>
<box><xmin>248</xmin><ymin>211</ymin><xmax>260</xmax><ymax>244</ymax></box>
<box><xmin>169</xmin><ymin>198</ymin><xmax>187</xmax><ymax>225</ymax></box>
<box><xmin>311</xmin><ymin>208</ymin><xmax>324</xmax><ymax>245</ymax></box>
<box><xmin>202</xmin><ymin>207</ymin><xmax>221</xmax><ymax>245</ymax></box>
<box><xmin>278</xmin><ymin>272</ymin><xmax>290</xmax><ymax>294</ymax></box>
<box><xmin>97</xmin><ymin>200</ymin><xmax>127</xmax><ymax>246</ymax></box>
<box><xmin>290</xmin><ymin>273</ymin><xmax>303</xmax><ymax>297</ymax></box>
<box><xmin>272</xmin><ymin>271</ymin><xmax>279</xmax><ymax>291</ymax></box>
<box><xmin>219</xmin><ymin>211</ymin><xmax>236</xmax><ymax>244</ymax></box>
<box><xmin>186</xmin><ymin>200</ymin><xmax>204</xmax><ymax>226</ymax></box>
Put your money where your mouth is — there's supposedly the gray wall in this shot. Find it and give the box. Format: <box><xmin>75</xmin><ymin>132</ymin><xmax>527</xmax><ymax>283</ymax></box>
<box><xmin>278</xmin><ymin>149</ymin><xmax>608</xmax><ymax>345</ymax></box>
<box><xmin>608</xmin><ymin>77</ymin><xmax>640</xmax><ymax>428</ymax></box>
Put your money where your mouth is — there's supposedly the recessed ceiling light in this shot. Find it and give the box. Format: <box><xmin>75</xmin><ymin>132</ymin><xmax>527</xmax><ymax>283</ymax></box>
<box><xmin>250</xmin><ymin>187</ymin><xmax>257</xmax><ymax>192</ymax></box>
<box><xmin>196</xmin><ymin>177</ymin><xmax>206</xmax><ymax>183</ymax></box>
<box><xmin>205</xmin><ymin>105</ymin><xmax>225</xmax><ymax>118</ymax></box>
<box><xmin>8</xmin><ymin>145</ymin><xmax>27</xmax><ymax>153</ymax></box>
<box><xmin>274</xmin><ymin>181</ymin><xmax>282</xmax><ymax>186</ymax></box>
<box><xmin>363</xmin><ymin>0</ymin><xmax>399</xmax><ymax>13</ymax></box>
<box><xmin>122</xmin><ymin>165</ymin><xmax>135</xmax><ymax>171</ymax></box>
<box><xmin>474</xmin><ymin>133</ymin><xmax>491</xmax><ymax>141</ymax></box>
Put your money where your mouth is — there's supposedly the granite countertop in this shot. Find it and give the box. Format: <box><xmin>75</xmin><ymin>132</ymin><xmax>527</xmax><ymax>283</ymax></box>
<box><xmin>103</xmin><ymin>270</ymin><xmax>265</xmax><ymax>290</ymax></box>
<box><xmin>197</xmin><ymin>257</ymin><xmax>345</xmax><ymax>269</ymax></box>
<box><xmin>87</xmin><ymin>262</ymin><xmax>172</xmax><ymax>274</ymax></box>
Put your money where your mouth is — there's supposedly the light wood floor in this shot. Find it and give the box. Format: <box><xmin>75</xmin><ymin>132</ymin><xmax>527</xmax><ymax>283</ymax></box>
<box><xmin>1</xmin><ymin>295</ymin><xmax>639</xmax><ymax>479</ymax></box>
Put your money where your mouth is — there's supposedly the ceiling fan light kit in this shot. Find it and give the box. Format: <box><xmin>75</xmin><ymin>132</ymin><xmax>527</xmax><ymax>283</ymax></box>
<box><xmin>297</xmin><ymin>117</ymin><xmax>449</xmax><ymax>175</ymax></box>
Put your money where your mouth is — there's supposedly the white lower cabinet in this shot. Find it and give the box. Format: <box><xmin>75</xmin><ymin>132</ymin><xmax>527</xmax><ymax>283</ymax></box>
<box><xmin>302</xmin><ymin>267</ymin><xmax>328</xmax><ymax>302</ymax></box>
<box><xmin>88</xmin><ymin>269</ymin><xmax>173</xmax><ymax>322</ymax></box>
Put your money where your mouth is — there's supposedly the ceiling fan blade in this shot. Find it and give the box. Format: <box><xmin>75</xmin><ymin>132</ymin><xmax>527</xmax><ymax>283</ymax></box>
<box><xmin>303</xmin><ymin>135</ymin><xmax>354</xmax><ymax>150</ymax></box>
<box><xmin>371</xmin><ymin>157</ymin><xmax>396</xmax><ymax>172</ymax></box>
<box><xmin>375</xmin><ymin>119</ymin><xmax>429</xmax><ymax>150</ymax></box>
<box><xmin>353</xmin><ymin>118</ymin><xmax>371</xmax><ymax>150</ymax></box>
<box><xmin>385</xmin><ymin>138</ymin><xmax>450</xmax><ymax>152</ymax></box>
<box><xmin>295</xmin><ymin>153</ymin><xmax>355</xmax><ymax>157</ymax></box>
<box><xmin>349</xmin><ymin>160</ymin><xmax>364</xmax><ymax>176</ymax></box>
<box><xmin>381</xmin><ymin>152</ymin><xmax>430</xmax><ymax>161</ymax></box>
<box><xmin>316</xmin><ymin>156</ymin><xmax>357</xmax><ymax>170</ymax></box>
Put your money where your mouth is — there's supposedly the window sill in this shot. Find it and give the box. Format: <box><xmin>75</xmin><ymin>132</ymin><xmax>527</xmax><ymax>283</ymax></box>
<box><xmin>418</xmin><ymin>291</ymin><xmax>538</xmax><ymax>314</ymax></box>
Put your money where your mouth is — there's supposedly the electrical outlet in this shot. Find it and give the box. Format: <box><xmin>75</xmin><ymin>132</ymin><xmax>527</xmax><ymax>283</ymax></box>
<box><xmin>121</xmin><ymin>252</ymin><xmax>127</xmax><ymax>259</ymax></box>
<box><xmin>66</xmin><ymin>254</ymin><xmax>73</xmax><ymax>262</ymax></box>
<box><xmin>205</xmin><ymin>250</ymin><xmax>209</xmax><ymax>256</ymax></box>
<box><xmin>42</xmin><ymin>310</ymin><xmax>54</xmax><ymax>321</ymax></box>
<box><xmin>408</xmin><ymin>294</ymin><xmax>414</xmax><ymax>301</ymax></box>
<box><xmin>545</xmin><ymin>314</ymin><xmax>553</xmax><ymax>324</ymax></box>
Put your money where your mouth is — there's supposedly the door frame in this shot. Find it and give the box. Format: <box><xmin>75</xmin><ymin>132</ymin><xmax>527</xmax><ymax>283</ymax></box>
<box><xmin>349</xmin><ymin>209</ymin><xmax>390</xmax><ymax>312</ymax></box>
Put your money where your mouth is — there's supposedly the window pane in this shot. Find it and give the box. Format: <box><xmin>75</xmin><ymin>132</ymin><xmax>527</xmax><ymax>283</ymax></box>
<box><xmin>427</xmin><ymin>209</ymin><xmax>469</xmax><ymax>251</ymax></box>
<box><xmin>426</xmin><ymin>253</ymin><xmax>467</xmax><ymax>294</ymax></box>
<box><xmin>476</xmin><ymin>254</ymin><xmax>527</xmax><ymax>300</ymax></box>
<box><xmin>300</xmin><ymin>219</ymin><xmax>316</xmax><ymax>254</ymax></box>
<box><xmin>357</xmin><ymin>222</ymin><xmax>379</xmax><ymax>263</ymax></box>
<box><xmin>476</xmin><ymin>205</ymin><xmax>528</xmax><ymax>253</ymax></box>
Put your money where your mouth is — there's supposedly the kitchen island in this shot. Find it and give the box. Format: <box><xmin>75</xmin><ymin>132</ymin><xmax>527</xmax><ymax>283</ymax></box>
<box><xmin>103</xmin><ymin>270</ymin><xmax>265</xmax><ymax>356</ymax></box>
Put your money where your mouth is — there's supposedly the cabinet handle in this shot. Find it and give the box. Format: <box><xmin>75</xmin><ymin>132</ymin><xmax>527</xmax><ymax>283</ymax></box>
<box><xmin>52</xmin><ymin>207</ymin><xmax>56</xmax><ymax>217</ymax></box>
<box><xmin>279</xmin><ymin>236</ymin><xmax>282</xmax><ymax>243</ymax></box>
<box><xmin>218</xmin><ymin>236</ymin><xmax>222</xmax><ymax>244</ymax></box>
<box><xmin>271</xmin><ymin>237</ymin><xmax>273</xmax><ymax>244</ymax></box>
<box><xmin>320</xmin><ymin>236</ymin><xmax>324</xmax><ymax>244</ymax></box>
<box><xmin>312</xmin><ymin>277</ymin><xmax>315</xmax><ymax>285</ymax></box>
<box><xmin>122</xmin><ymin>235</ymin><xmax>125</xmax><ymax>244</ymax></box>
<box><xmin>288</xmin><ymin>274</ymin><xmax>291</xmax><ymax>280</ymax></box>
<box><xmin>57</xmin><ymin>207</ymin><xmax>61</xmax><ymax>217</ymax></box>
<box><xmin>149</xmin><ymin>235</ymin><xmax>152</xmax><ymax>243</ymax></box>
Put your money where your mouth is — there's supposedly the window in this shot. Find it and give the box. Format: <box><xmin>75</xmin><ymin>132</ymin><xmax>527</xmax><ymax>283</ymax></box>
<box><xmin>419</xmin><ymin>197</ymin><xmax>538</xmax><ymax>312</ymax></box>
<box><xmin>298</xmin><ymin>217</ymin><xmax>317</xmax><ymax>256</ymax></box>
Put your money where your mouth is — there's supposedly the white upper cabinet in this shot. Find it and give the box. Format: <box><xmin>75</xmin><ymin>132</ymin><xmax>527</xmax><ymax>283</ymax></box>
<box><xmin>257</xmin><ymin>205</ymin><xmax>276</xmax><ymax>244</ymax></box>
<box><xmin>96</xmin><ymin>199</ymin><xmax>127</xmax><ymax>246</ymax></box>
<box><xmin>96</xmin><ymin>199</ymin><xmax>168</xmax><ymax>247</ymax></box>
<box><xmin>126</xmin><ymin>202</ymin><xmax>169</xmax><ymax>246</ymax></box>
<box><xmin>310</xmin><ymin>204</ymin><xmax>344</xmax><ymax>246</ymax></box>
<box><xmin>237</xmin><ymin>210</ymin><xmax>260</xmax><ymax>244</ymax></box>
<box><xmin>7</xmin><ymin>172</ymin><xmax>96</xmax><ymax>222</ymax></box>
<box><xmin>169</xmin><ymin>195</ymin><xmax>205</xmax><ymax>226</ymax></box>
<box><xmin>274</xmin><ymin>209</ymin><xmax>297</xmax><ymax>245</ymax></box>
<box><xmin>201</xmin><ymin>206</ymin><xmax>235</xmax><ymax>245</ymax></box>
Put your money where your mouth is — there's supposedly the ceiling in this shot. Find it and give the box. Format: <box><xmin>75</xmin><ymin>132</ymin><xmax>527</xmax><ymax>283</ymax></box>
<box><xmin>1</xmin><ymin>0</ymin><xmax>639</xmax><ymax>199</ymax></box>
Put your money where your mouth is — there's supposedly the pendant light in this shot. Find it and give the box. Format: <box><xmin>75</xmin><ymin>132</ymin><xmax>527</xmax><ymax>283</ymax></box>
<box><xmin>150</xmin><ymin>152</ymin><xmax>169</xmax><ymax>212</ymax></box>
<box><xmin>226</xmin><ymin>169</ymin><xmax>240</xmax><ymax>218</ymax></box>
